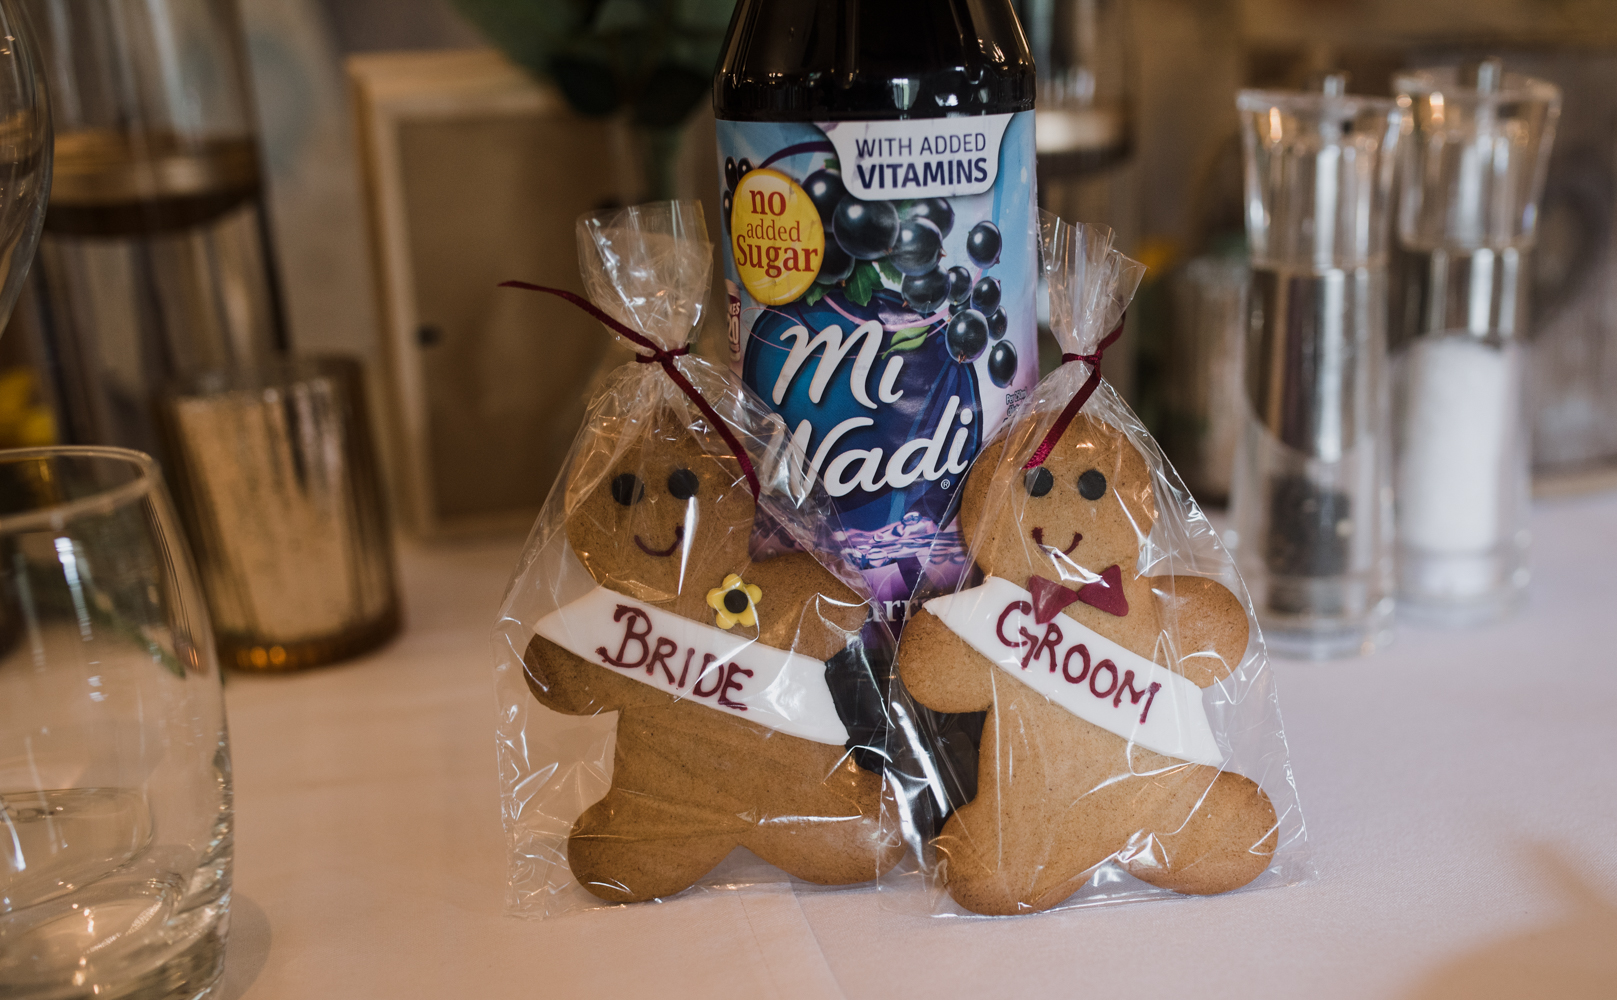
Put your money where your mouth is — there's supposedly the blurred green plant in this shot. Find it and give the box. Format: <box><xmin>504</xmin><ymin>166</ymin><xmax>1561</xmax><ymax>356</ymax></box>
<box><xmin>453</xmin><ymin>0</ymin><xmax>736</xmax><ymax>198</ymax></box>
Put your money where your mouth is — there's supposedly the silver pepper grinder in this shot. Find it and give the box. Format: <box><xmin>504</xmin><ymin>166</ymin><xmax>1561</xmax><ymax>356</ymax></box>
<box><xmin>1230</xmin><ymin>76</ymin><xmax>1402</xmax><ymax>659</ymax></box>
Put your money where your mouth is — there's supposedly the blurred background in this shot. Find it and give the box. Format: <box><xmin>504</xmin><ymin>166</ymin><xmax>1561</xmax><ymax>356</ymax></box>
<box><xmin>6</xmin><ymin>0</ymin><xmax>1614</xmax><ymax>539</ymax></box>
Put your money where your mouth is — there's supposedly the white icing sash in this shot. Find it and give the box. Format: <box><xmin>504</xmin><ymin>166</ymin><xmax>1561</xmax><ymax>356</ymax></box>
<box><xmin>923</xmin><ymin>577</ymin><xmax>1224</xmax><ymax>766</ymax></box>
<box><xmin>533</xmin><ymin>586</ymin><xmax>851</xmax><ymax>746</ymax></box>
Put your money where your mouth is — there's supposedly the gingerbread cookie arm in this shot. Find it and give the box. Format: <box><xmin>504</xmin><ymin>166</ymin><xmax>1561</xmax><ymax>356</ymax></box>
<box><xmin>1147</xmin><ymin>575</ymin><xmax>1250</xmax><ymax>688</ymax></box>
<box><xmin>522</xmin><ymin>634</ymin><xmax>671</xmax><ymax>716</ymax></box>
<box><xmin>896</xmin><ymin>607</ymin><xmax>996</xmax><ymax>713</ymax></box>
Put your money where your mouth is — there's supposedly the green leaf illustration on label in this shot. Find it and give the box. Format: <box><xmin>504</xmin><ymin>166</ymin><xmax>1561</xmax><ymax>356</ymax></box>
<box><xmin>881</xmin><ymin>324</ymin><xmax>933</xmax><ymax>358</ymax></box>
<box><xmin>845</xmin><ymin>260</ymin><xmax>884</xmax><ymax>307</ymax></box>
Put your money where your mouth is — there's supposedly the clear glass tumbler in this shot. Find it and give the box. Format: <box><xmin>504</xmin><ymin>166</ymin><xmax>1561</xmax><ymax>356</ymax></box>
<box><xmin>0</xmin><ymin>448</ymin><xmax>231</xmax><ymax>1000</ymax></box>
<box><xmin>1231</xmin><ymin>82</ymin><xmax>1402</xmax><ymax>658</ymax></box>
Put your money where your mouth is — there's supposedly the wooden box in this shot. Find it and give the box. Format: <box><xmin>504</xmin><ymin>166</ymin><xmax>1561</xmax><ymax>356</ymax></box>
<box><xmin>348</xmin><ymin>49</ymin><xmax>623</xmax><ymax>537</ymax></box>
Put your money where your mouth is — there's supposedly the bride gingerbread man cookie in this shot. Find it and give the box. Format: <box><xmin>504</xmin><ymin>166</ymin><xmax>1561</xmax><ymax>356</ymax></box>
<box><xmin>523</xmin><ymin>410</ymin><xmax>902</xmax><ymax>902</ymax></box>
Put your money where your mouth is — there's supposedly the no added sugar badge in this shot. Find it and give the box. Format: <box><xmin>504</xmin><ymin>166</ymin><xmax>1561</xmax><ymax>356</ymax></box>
<box><xmin>731</xmin><ymin>168</ymin><xmax>826</xmax><ymax>305</ymax></box>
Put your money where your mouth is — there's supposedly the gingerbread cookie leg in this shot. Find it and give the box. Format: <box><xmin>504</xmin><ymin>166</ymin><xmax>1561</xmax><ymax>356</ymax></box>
<box><xmin>932</xmin><ymin>688</ymin><xmax>1121</xmax><ymax>915</ymax></box>
<box><xmin>565</xmin><ymin>702</ymin><xmax>764</xmax><ymax>903</ymax></box>
<box><xmin>1011</xmin><ymin>725</ymin><xmax>1277</xmax><ymax>899</ymax></box>
<box><xmin>741</xmin><ymin>747</ymin><xmax>900</xmax><ymax>886</ymax></box>
<box><xmin>568</xmin><ymin>792</ymin><xmax>743</xmax><ymax>902</ymax></box>
<box><xmin>1116</xmin><ymin>764</ymin><xmax>1278</xmax><ymax>895</ymax></box>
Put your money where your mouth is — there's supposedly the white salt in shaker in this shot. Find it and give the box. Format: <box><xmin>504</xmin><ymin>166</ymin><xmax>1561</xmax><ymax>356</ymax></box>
<box><xmin>1392</xmin><ymin>61</ymin><xmax>1560</xmax><ymax>622</ymax></box>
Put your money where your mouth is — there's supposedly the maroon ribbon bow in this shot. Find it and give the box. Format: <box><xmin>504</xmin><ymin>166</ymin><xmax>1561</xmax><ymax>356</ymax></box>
<box><xmin>1021</xmin><ymin>312</ymin><xmax>1127</xmax><ymax>471</ymax></box>
<box><xmin>498</xmin><ymin>281</ymin><xmax>761</xmax><ymax>500</ymax></box>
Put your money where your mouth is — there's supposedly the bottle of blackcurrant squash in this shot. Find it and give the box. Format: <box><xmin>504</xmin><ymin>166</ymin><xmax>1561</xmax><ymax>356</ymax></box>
<box><xmin>714</xmin><ymin>0</ymin><xmax>1038</xmax><ymax>631</ymax></box>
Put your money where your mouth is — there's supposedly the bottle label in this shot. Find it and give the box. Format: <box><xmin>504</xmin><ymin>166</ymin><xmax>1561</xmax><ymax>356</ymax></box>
<box><xmin>716</xmin><ymin>111</ymin><xmax>1039</xmax><ymax>628</ymax></box>
<box><xmin>820</xmin><ymin>115</ymin><xmax>1013</xmax><ymax>199</ymax></box>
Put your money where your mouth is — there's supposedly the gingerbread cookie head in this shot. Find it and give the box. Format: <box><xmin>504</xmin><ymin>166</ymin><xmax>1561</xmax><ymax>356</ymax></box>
<box><xmin>960</xmin><ymin>413</ymin><xmax>1158</xmax><ymax>593</ymax></box>
<box><xmin>565</xmin><ymin>408</ymin><xmax>756</xmax><ymax>604</ymax></box>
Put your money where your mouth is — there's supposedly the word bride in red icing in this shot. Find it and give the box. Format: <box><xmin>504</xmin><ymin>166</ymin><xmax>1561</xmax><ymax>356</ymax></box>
<box><xmin>895</xmin><ymin>413</ymin><xmax>1278</xmax><ymax>915</ymax></box>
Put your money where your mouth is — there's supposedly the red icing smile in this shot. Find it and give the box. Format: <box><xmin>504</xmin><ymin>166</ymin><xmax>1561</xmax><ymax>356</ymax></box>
<box><xmin>1031</xmin><ymin>527</ymin><xmax>1082</xmax><ymax>556</ymax></box>
<box><xmin>635</xmin><ymin>525</ymin><xmax>685</xmax><ymax>558</ymax></box>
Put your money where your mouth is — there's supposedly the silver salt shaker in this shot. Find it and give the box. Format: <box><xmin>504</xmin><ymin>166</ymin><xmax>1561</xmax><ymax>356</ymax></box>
<box><xmin>1391</xmin><ymin>61</ymin><xmax>1560</xmax><ymax>624</ymax></box>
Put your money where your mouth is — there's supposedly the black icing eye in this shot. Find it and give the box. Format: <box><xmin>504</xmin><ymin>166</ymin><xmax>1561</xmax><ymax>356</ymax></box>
<box><xmin>1024</xmin><ymin>467</ymin><xmax>1054</xmax><ymax>498</ymax></box>
<box><xmin>723</xmin><ymin>589</ymin><xmax>750</xmax><ymax>614</ymax></box>
<box><xmin>1078</xmin><ymin>469</ymin><xmax>1107</xmax><ymax>501</ymax></box>
<box><xmin>610</xmin><ymin>473</ymin><xmax>644</xmax><ymax>506</ymax></box>
<box><xmin>607</xmin><ymin>475</ymin><xmax>643</xmax><ymax>504</ymax></box>
<box><xmin>667</xmin><ymin>468</ymin><xmax>700</xmax><ymax>500</ymax></box>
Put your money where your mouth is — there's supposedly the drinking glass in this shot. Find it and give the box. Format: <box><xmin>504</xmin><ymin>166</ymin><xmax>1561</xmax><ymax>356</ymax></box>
<box><xmin>0</xmin><ymin>448</ymin><xmax>231</xmax><ymax>1000</ymax></box>
<box><xmin>158</xmin><ymin>356</ymin><xmax>401</xmax><ymax>671</ymax></box>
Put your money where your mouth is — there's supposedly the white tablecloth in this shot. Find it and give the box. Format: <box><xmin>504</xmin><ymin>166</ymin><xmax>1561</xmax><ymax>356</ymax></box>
<box><xmin>219</xmin><ymin>490</ymin><xmax>1617</xmax><ymax>999</ymax></box>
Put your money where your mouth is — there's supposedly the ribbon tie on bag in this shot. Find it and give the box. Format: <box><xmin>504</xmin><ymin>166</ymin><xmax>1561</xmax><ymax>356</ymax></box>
<box><xmin>499</xmin><ymin>281</ymin><xmax>761</xmax><ymax>499</ymax></box>
<box><xmin>1021</xmin><ymin>313</ymin><xmax>1127</xmax><ymax>471</ymax></box>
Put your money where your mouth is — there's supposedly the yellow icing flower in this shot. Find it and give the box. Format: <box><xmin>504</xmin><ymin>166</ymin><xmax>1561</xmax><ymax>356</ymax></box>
<box><xmin>706</xmin><ymin>573</ymin><xmax>762</xmax><ymax>630</ymax></box>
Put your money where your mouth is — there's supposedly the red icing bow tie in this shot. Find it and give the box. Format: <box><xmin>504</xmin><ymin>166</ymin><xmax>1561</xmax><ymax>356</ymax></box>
<box><xmin>1028</xmin><ymin>567</ymin><xmax>1129</xmax><ymax>624</ymax></box>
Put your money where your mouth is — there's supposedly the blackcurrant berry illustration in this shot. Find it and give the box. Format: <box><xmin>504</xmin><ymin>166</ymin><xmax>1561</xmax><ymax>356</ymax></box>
<box><xmin>724</xmin><ymin>157</ymin><xmax>738</xmax><ymax>191</ymax></box>
<box><xmin>889</xmin><ymin>218</ymin><xmax>944</xmax><ymax>276</ymax></box>
<box><xmin>971</xmin><ymin>276</ymin><xmax>1001</xmax><ymax>314</ymax></box>
<box><xmin>833</xmin><ymin>196</ymin><xmax>900</xmax><ymax>260</ymax></box>
<box><xmin>816</xmin><ymin>241</ymin><xmax>855</xmax><ymax>284</ymax></box>
<box><xmin>803</xmin><ymin>169</ymin><xmax>846</xmax><ymax>224</ymax></box>
<box><xmin>721</xmin><ymin>190</ymin><xmax>733</xmax><ymax>230</ymax></box>
<box><xmin>966</xmin><ymin>221</ymin><xmax>1002</xmax><ymax>267</ymax></box>
<box><xmin>987</xmin><ymin>340</ymin><xmax>1017</xmax><ymax>387</ymax></box>
<box><xmin>901</xmin><ymin>268</ymin><xmax>950</xmax><ymax>315</ymax></box>
<box><xmin>946</xmin><ymin>266</ymin><xmax>973</xmax><ymax>305</ymax></box>
<box><xmin>901</xmin><ymin>198</ymin><xmax>955</xmax><ymax>238</ymax></box>
<box><xmin>946</xmin><ymin>309</ymin><xmax>989</xmax><ymax>363</ymax></box>
<box><xmin>737</xmin><ymin>158</ymin><xmax>753</xmax><ymax>181</ymax></box>
<box><xmin>986</xmin><ymin>307</ymin><xmax>1008</xmax><ymax>340</ymax></box>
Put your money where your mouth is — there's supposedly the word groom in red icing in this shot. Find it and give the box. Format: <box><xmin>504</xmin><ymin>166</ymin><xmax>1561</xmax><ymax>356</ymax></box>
<box><xmin>995</xmin><ymin>598</ymin><xmax>1161</xmax><ymax>725</ymax></box>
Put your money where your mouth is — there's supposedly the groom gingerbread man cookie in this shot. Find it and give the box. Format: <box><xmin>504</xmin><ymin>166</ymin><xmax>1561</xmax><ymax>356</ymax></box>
<box><xmin>896</xmin><ymin>413</ymin><xmax>1278</xmax><ymax>915</ymax></box>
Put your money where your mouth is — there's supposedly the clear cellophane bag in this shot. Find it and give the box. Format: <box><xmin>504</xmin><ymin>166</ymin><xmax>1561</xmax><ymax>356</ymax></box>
<box><xmin>881</xmin><ymin>213</ymin><xmax>1308</xmax><ymax>916</ymax></box>
<box><xmin>494</xmin><ymin>201</ymin><xmax>907</xmax><ymax>917</ymax></box>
